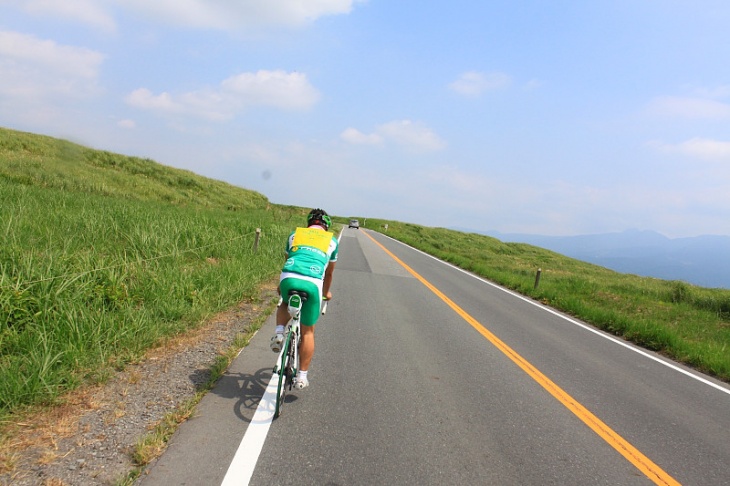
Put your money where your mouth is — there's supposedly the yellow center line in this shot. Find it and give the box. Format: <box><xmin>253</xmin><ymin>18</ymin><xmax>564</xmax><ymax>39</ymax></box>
<box><xmin>364</xmin><ymin>231</ymin><xmax>680</xmax><ymax>486</ymax></box>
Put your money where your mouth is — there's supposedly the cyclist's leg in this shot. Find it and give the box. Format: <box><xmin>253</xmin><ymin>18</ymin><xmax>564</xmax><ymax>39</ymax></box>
<box><xmin>299</xmin><ymin>325</ymin><xmax>315</xmax><ymax>372</ymax></box>
<box><xmin>299</xmin><ymin>289</ymin><xmax>322</xmax><ymax>385</ymax></box>
<box><xmin>276</xmin><ymin>280</ymin><xmax>296</xmax><ymax>327</ymax></box>
<box><xmin>271</xmin><ymin>300</ymin><xmax>288</xmax><ymax>352</ymax></box>
<box><xmin>272</xmin><ymin>279</ymin><xmax>298</xmax><ymax>352</ymax></box>
<box><xmin>275</xmin><ymin>301</ymin><xmax>290</xmax><ymax>327</ymax></box>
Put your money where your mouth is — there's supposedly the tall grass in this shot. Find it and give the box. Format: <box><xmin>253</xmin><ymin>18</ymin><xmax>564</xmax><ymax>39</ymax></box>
<box><xmin>0</xmin><ymin>180</ymin><xmax>302</xmax><ymax>415</ymax></box>
<box><xmin>364</xmin><ymin>219</ymin><xmax>730</xmax><ymax>382</ymax></box>
<box><xmin>0</xmin><ymin>127</ymin><xmax>312</xmax><ymax>418</ymax></box>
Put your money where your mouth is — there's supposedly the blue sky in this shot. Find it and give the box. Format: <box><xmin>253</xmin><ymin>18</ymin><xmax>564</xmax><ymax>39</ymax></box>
<box><xmin>1</xmin><ymin>1</ymin><xmax>729</xmax><ymax>238</ymax></box>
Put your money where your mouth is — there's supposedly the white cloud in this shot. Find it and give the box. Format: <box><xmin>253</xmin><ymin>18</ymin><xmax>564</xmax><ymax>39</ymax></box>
<box><xmin>378</xmin><ymin>120</ymin><xmax>446</xmax><ymax>151</ymax></box>
<box><xmin>693</xmin><ymin>85</ymin><xmax>730</xmax><ymax>99</ymax></box>
<box><xmin>221</xmin><ymin>71</ymin><xmax>320</xmax><ymax>109</ymax></box>
<box><xmin>117</xmin><ymin>119</ymin><xmax>136</xmax><ymax>129</ymax></box>
<box><xmin>2</xmin><ymin>0</ymin><xmax>116</xmax><ymax>32</ymax></box>
<box><xmin>401</xmin><ymin>160</ymin><xmax>730</xmax><ymax>237</ymax></box>
<box><xmin>423</xmin><ymin>164</ymin><xmax>498</xmax><ymax>197</ymax></box>
<box><xmin>647</xmin><ymin>96</ymin><xmax>730</xmax><ymax>119</ymax></box>
<box><xmin>125</xmin><ymin>70</ymin><xmax>320</xmax><ymax>120</ymax></box>
<box><xmin>126</xmin><ymin>89</ymin><xmax>181</xmax><ymax>112</ymax></box>
<box><xmin>341</xmin><ymin>120</ymin><xmax>446</xmax><ymax>152</ymax></box>
<box><xmin>0</xmin><ymin>30</ymin><xmax>105</xmax><ymax>98</ymax></box>
<box><xmin>649</xmin><ymin>138</ymin><xmax>730</xmax><ymax>160</ymax></box>
<box><xmin>2</xmin><ymin>0</ymin><xmax>363</xmax><ymax>32</ymax></box>
<box><xmin>449</xmin><ymin>71</ymin><xmax>511</xmax><ymax>96</ymax></box>
<box><xmin>120</xmin><ymin>0</ymin><xmax>364</xmax><ymax>30</ymax></box>
<box><xmin>340</xmin><ymin>127</ymin><xmax>382</xmax><ymax>145</ymax></box>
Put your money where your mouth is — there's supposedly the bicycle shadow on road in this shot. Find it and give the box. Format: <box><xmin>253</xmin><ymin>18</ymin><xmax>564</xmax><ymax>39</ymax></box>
<box><xmin>209</xmin><ymin>367</ymin><xmax>299</xmax><ymax>422</ymax></box>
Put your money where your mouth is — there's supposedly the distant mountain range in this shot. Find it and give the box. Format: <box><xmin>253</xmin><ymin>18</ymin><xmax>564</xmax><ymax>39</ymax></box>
<box><xmin>478</xmin><ymin>229</ymin><xmax>730</xmax><ymax>290</ymax></box>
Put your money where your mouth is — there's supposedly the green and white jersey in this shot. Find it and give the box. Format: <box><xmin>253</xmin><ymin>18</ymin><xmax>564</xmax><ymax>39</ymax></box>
<box><xmin>282</xmin><ymin>227</ymin><xmax>338</xmax><ymax>280</ymax></box>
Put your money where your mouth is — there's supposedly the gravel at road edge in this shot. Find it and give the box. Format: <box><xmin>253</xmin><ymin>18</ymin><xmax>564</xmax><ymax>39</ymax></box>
<box><xmin>0</xmin><ymin>284</ymin><xmax>278</xmax><ymax>486</ymax></box>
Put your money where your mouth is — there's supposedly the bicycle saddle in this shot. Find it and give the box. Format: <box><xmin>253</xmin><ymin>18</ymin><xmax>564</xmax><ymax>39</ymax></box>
<box><xmin>287</xmin><ymin>289</ymin><xmax>309</xmax><ymax>302</ymax></box>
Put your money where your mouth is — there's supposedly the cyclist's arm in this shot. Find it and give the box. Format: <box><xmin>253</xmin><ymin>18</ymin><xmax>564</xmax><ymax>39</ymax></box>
<box><xmin>322</xmin><ymin>261</ymin><xmax>336</xmax><ymax>300</ymax></box>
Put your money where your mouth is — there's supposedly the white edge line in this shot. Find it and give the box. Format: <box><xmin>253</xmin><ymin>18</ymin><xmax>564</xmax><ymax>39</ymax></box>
<box><xmin>220</xmin><ymin>373</ymin><xmax>279</xmax><ymax>486</ymax></box>
<box><xmin>376</xmin><ymin>231</ymin><xmax>730</xmax><ymax>397</ymax></box>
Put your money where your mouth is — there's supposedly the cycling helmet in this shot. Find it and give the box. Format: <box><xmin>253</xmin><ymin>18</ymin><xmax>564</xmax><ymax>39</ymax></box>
<box><xmin>307</xmin><ymin>208</ymin><xmax>332</xmax><ymax>230</ymax></box>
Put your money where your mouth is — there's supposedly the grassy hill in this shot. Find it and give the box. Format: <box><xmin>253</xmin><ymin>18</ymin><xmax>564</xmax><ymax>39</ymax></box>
<box><xmin>0</xmin><ymin>127</ymin><xmax>268</xmax><ymax>210</ymax></box>
<box><xmin>1</xmin><ymin>127</ymin><xmax>729</xmax><ymax>421</ymax></box>
<box><xmin>0</xmin><ymin>127</ymin><xmax>306</xmax><ymax>418</ymax></box>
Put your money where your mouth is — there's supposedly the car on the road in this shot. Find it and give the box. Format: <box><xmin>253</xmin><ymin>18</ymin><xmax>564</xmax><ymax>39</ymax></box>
<box><xmin>348</xmin><ymin>219</ymin><xmax>360</xmax><ymax>229</ymax></box>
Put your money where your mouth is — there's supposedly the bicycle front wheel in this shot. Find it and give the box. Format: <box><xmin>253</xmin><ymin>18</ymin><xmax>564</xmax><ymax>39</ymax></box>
<box><xmin>274</xmin><ymin>333</ymin><xmax>292</xmax><ymax>418</ymax></box>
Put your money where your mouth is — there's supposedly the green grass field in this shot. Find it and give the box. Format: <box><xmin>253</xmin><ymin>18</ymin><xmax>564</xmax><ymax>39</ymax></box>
<box><xmin>0</xmin><ymin>127</ymin><xmax>306</xmax><ymax>419</ymax></box>
<box><xmin>2</xmin><ymin>126</ymin><xmax>729</xmax><ymax>422</ymax></box>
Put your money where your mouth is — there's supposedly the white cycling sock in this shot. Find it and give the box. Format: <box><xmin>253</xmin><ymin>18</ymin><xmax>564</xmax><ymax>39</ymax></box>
<box><xmin>275</xmin><ymin>325</ymin><xmax>285</xmax><ymax>334</ymax></box>
<box><xmin>297</xmin><ymin>370</ymin><xmax>308</xmax><ymax>380</ymax></box>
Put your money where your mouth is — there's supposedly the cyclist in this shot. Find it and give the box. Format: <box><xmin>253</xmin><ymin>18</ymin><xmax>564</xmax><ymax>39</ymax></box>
<box><xmin>271</xmin><ymin>208</ymin><xmax>338</xmax><ymax>389</ymax></box>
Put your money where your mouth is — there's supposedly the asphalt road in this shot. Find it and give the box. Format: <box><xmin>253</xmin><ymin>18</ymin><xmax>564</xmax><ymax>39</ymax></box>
<box><xmin>139</xmin><ymin>228</ymin><xmax>730</xmax><ymax>485</ymax></box>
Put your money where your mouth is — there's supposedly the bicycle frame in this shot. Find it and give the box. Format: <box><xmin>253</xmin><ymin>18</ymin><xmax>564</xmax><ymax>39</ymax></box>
<box><xmin>273</xmin><ymin>292</ymin><xmax>304</xmax><ymax>418</ymax></box>
<box><xmin>272</xmin><ymin>290</ymin><xmax>328</xmax><ymax>418</ymax></box>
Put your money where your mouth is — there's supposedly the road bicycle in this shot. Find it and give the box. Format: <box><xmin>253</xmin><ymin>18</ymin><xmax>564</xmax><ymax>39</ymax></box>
<box><xmin>273</xmin><ymin>290</ymin><xmax>329</xmax><ymax>418</ymax></box>
<box><xmin>273</xmin><ymin>290</ymin><xmax>304</xmax><ymax>418</ymax></box>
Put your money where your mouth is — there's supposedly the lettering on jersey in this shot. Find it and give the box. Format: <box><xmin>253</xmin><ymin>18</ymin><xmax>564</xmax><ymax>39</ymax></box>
<box><xmin>291</xmin><ymin>227</ymin><xmax>333</xmax><ymax>253</ymax></box>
